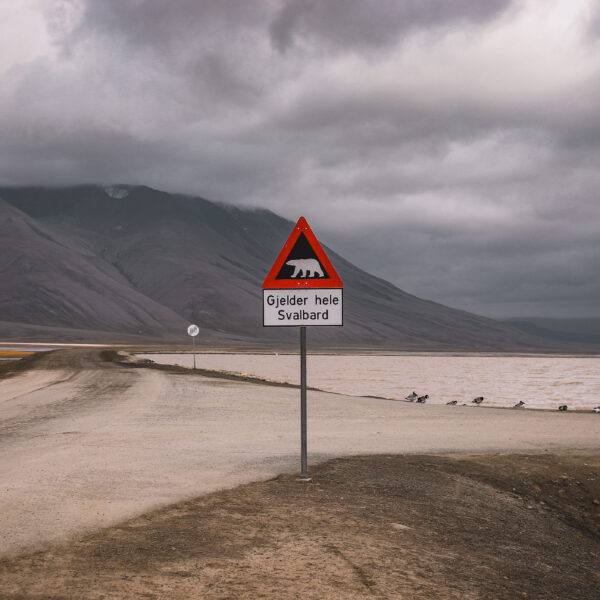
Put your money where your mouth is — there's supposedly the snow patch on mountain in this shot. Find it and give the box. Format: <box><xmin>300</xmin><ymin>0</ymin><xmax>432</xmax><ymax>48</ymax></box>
<box><xmin>105</xmin><ymin>186</ymin><xmax>129</xmax><ymax>199</ymax></box>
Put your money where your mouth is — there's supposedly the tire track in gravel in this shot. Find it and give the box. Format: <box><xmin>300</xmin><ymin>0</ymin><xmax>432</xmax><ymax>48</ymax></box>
<box><xmin>0</xmin><ymin>368</ymin><xmax>137</xmax><ymax>443</ymax></box>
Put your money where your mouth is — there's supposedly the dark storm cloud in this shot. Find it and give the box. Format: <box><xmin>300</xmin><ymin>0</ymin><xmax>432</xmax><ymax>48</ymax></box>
<box><xmin>70</xmin><ymin>0</ymin><xmax>267</xmax><ymax>50</ymax></box>
<box><xmin>1</xmin><ymin>0</ymin><xmax>599</xmax><ymax>318</ymax></box>
<box><xmin>269</xmin><ymin>0</ymin><xmax>512</xmax><ymax>52</ymax></box>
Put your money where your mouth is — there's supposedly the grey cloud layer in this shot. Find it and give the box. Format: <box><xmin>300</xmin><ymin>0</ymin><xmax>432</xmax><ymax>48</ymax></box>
<box><xmin>269</xmin><ymin>0</ymin><xmax>511</xmax><ymax>51</ymax></box>
<box><xmin>2</xmin><ymin>0</ymin><xmax>599</xmax><ymax>317</ymax></box>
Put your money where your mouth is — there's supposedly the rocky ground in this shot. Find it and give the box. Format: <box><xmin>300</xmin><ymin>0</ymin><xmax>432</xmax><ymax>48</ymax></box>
<box><xmin>0</xmin><ymin>453</ymin><xmax>598</xmax><ymax>599</ymax></box>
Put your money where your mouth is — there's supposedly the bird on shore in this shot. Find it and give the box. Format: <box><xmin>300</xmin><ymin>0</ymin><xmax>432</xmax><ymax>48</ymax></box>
<box><xmin>558</xmin><ymin>405</ymin><xmax>568</xmax><ymax>411</ymax></box>
<box><xmin>513</xmin><ymin>401</ymin><xmax>525</xmax><ymax>408</ymax></box>
<box><xmin>405</xmin><ymin>392</ymin><xmax>418</xmax><ymax>401</ymax></box>
<box><xmin>446</xmin><ymin>400</ymin><xmax>458</xmax><ymax>405</ymax></box>
<box><xmin>472</xmin><ymin>397</ymin><xmax>484</xmax><ymax>404</ymax></box>
<box><xmin>594</xmin><ymin>407</ymin><xmax>600</xmax><ymax>413</ymax></box>
<box><xmin>416</xmin><ymin>395</ymin><xmax>428</xmax><ymax>403</ymax></box>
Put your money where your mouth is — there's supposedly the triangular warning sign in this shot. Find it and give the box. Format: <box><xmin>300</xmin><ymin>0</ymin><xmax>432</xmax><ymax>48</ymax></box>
<box><xmin>263</xmin><ymin>217</ymin><xmax>343</xmax><ymax>289</ymax></box>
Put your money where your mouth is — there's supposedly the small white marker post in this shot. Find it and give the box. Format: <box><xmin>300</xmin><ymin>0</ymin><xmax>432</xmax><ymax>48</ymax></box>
<box><xmin>187</xmin><ymin>324</ymin><xmax>199</xmax><ymax>369</ymax></box>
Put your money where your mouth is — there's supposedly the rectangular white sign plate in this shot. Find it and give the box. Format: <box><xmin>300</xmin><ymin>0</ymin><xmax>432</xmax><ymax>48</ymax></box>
<box><xmin>263</xmin><ymin>288</ymin><xmax>343</xmax><ymax>327</ymax></box>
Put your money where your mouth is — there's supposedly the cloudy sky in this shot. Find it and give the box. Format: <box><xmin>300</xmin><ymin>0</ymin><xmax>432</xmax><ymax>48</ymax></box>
<box><xmin>2</xmin><ymin>0</ymin><xmax>599</xmax><ymax>318</ymax></box>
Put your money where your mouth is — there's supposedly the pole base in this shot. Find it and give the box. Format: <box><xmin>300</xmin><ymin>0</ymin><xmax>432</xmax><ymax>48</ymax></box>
<box><xmin>296</xmin><ymin>475</ymin><xmax>312</xmax><ymax>482</ymax></box>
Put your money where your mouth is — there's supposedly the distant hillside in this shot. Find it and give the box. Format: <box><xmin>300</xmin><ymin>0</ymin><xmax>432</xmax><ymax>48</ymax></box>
<box><xmin>504</xmin><ymin>318</ymin><xmax>600</xmax><ymax>347</ymax></box>
<box><xmin>0</xmin><ymin>184</ymin><xmax>568</xmax><ymax>350</ymax></box>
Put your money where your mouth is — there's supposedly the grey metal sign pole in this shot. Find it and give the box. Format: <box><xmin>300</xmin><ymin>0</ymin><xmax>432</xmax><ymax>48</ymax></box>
<box><xmin>192</xmin><ymin>335</ymin><xmax>196</xmax><ymax>369</ymax></box>
<box><xmin>300</xmin><ymin>326</ymin><xmax>308</xmax><ymax>478</ymax></box>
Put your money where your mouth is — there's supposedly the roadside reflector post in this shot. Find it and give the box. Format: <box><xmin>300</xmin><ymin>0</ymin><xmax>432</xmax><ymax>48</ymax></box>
<box><xmin>262</xmin><ymin>217</ymin><xmax>343</xmax><ymax>481</ymax></box>
<box><xmin>187</xmin><ymin>324</ymin><xmax>199</xmax><ymax>369</ymax></box>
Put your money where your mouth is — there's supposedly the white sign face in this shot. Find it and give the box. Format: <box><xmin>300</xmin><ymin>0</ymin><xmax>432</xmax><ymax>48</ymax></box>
<box><xmin>263</xmin><ymin>289</ymin><xmax>343</xmax><ymax>326</ymax></box>
<box><xmin>187</xmin><ymin>324</ymin><xmax>200</xmax><ymax>337</ymax></box>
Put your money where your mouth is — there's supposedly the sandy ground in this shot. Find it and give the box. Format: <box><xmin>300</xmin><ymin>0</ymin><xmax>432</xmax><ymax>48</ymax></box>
<box><xmin>0</xmin><ymin>349</ymin><xmax>599</xmax><ymax>562</ymax></box>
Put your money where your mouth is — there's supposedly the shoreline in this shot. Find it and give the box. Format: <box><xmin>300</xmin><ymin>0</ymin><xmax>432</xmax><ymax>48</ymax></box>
<box><xmin>135</xmin><ymin>351</ymin><xmax>600</xmax><ymax>412</ymax></box>
<box><xmin>2</xmin><ymin>340</ymin><xmax>600</xmax><ymax>357</ymax></box>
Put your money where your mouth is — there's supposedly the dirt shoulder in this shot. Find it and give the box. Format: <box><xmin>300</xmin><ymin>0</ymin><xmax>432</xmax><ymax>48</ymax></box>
<box><xmin>1</xmin><ymin>453</ymin><xmax>598</xmax><ymax>600</ymax></box>
<box><xmin>0</xmin><ymin>348</ymin><xmax>315</xmax><ymax>391</ymax></box>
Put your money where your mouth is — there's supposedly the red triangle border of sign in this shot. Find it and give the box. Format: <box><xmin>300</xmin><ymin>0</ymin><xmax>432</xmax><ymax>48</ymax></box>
<box><xmin>263</xmin><ymin>217</ymin><xmax>343</xmax><ymax>289</ymax></box>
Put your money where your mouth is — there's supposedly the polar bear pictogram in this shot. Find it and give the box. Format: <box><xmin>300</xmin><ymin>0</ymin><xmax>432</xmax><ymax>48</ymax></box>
<box><xmin>286</xmin><ymin>258</ymin><xmax>324</xmax><ymax>278</ymax></box>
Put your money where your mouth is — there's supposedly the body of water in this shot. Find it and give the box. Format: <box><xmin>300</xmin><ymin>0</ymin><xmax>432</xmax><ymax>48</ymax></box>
<box><xmin>0</xmin><ymin>345</ymin><xmax>64</xmax><ymax>361</ymax></box>
<box><xmin>0</xmin><ymin>345</ymin><xmax>89</xmax><ymax>351</ymax></box>
<box><xmin>140</xmin><ymin>353</ymin><xmax>600</xmax><ymax>411</ymax></box>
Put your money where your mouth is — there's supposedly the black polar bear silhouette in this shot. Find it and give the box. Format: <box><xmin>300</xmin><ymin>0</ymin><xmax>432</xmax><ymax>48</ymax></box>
<box><xmin>286</xmin><ymin>258</ymin><xmax>324</xmax><ymax>278</ymax></box>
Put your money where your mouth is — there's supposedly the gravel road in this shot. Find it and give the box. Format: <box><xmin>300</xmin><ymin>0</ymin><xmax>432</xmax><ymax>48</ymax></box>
<box><xmin>1</xmin><ymin>349</ymin><xmax>598</xmax><ymax>557</ymax></box>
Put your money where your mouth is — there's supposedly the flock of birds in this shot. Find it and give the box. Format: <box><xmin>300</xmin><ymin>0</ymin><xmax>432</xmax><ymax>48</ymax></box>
<box><xmin>404</xmin><ymin>391</ymin><xmax>600</xmax><ymax>412</ymax></box>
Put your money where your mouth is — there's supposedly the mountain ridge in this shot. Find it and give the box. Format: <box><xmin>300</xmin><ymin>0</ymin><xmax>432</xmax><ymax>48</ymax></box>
<box><xmin>0</xmin><ymin>184</ymin><xmax>572</xmax><ymax>350</ymax></box>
